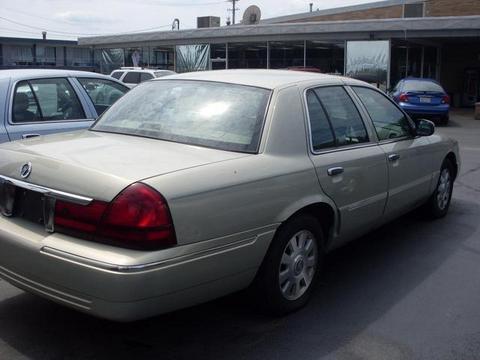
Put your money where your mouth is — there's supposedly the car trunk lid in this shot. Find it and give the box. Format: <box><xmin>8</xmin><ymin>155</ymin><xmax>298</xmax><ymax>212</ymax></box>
<box><xmin>0</xmin><ymin>130</ymin><xmax>250</xmax><ymax>202</ymax></box>
<box><xmin>404</xmin><ymin>91</ymin><xmax>444</xmax><ymax>106</ymax></box>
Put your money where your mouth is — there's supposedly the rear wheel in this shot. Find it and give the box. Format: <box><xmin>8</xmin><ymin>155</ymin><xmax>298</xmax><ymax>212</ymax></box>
<box><xmin>425</xmin><ymin>159</ymin><xmax>454</xmax><ymax>218</ymax></box>
<box><xmin>253</xmin><ymin>215</ymin><xmax>324</xmax><ymax>315</ymax></box>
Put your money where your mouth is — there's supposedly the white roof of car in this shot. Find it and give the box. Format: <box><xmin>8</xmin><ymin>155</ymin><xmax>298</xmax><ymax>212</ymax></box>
<box><xmin>0</xmin><ymin>68</ymin><xmax>112</xmax><ymax>81</ymax></box>
<box><xmin>158</xmin><ymin>69</ymin><xmax>364</xmax><ymax>90</ymax></box>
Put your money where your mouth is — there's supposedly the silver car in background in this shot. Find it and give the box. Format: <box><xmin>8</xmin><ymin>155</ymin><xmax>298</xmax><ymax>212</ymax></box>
<box><xmin>0</xmin><ymin>69</ymin><xmax>129</xmax><ymax>143</ymax></box>
<box><xmin>0</xmin><ymin>70</ymin><xmax>460</xmax><ymax>321</ymax></box>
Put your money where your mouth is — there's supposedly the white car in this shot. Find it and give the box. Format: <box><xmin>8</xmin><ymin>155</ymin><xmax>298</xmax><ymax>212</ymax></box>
<box><xmin>110</xmin><ymin>67</ymin><xmax>176</xmax><ymax>88</ymax></box>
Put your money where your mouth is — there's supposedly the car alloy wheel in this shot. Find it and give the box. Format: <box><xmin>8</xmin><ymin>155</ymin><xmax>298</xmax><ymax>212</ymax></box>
<box><xmin>279</xmin><ymin>230</ymin><xmax>318</xmax><ymax>301</ymax></box>
<box><xmin>436</xmin><ymin>168</ymin><xmax>452</xmax><ymax>211</ymax></box>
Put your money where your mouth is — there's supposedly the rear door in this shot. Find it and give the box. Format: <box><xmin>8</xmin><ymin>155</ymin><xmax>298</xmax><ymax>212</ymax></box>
<box><xmin>6</xmin><ymin>77</ymin><xmax>95</xmax><ymax>141</ymax></box>
<box><xmin>306</xmin><ymin>86</ymin><xmax>388</xmax><ymax>243</ymax></box>
<box><xmin>351</xmin><ymin>86</ymin><xmax>434</xmax><ymax>219</ymax></box>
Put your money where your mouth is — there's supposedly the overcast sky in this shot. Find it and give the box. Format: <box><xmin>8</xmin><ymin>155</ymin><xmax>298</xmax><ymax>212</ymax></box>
<box><xmin>1</xmin><ymin>0</ymin><xmax>378</xmax><ymax>40</ymax></box>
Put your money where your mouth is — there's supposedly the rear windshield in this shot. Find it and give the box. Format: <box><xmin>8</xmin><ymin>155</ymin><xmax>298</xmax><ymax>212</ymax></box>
<box><xmin>403</xmin><ymin>80</ymin><xmax>444</xmax><ymax>93</ymax></box>
<box><xmin>91</xmin><ymin>80</ymin><xmax>271</xmax><ymax>153</ymax></box>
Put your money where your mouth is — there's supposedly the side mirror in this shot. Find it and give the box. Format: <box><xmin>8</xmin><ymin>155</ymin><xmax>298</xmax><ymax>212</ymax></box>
<box><xmin>416</xmin><ymin>119</ymin><xmax>435</xmax><ymax>137</ymax></box>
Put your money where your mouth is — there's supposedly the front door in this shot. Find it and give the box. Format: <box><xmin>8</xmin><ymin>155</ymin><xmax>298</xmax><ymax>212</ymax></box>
<box><xmin>351</xmin><ymin>86</ymin><xmax>433</xmax><ymax>219</ymax></box>
<box><xmin>305</xmin><ymin>86</ymin><xmax>389</xmax><ymax>243</ymax></box>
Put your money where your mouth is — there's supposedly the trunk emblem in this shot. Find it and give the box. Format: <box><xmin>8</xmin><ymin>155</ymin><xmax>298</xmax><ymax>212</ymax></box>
<box><xmin>20</xmin><ymin>162</ymin><xmax>32</xmax><ymax>179</ymax></box>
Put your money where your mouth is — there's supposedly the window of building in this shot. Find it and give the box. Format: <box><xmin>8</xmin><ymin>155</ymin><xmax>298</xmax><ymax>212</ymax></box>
<box><xmin>269</xmin><ymin>41</ymin><xmax>304</xmax><ymax>69</ymax></box>
<box><xmin>353</xmin><ymin>86</ymin><xmax>413</xmax><ymax>141</ymax></box>
<box><xmin>313</xmin><ymin>86</ymin><xmax>369</xmax><ymax>147</ymax></box>
<box><xmin>227</xmin><ymin>42</ymin><xmax>267</xmax><ymax>69</ymax></box>
<box><xmin>404</xmin><ymin>2</ymin><xmax>424</xmax><ymax>18</ymax></box>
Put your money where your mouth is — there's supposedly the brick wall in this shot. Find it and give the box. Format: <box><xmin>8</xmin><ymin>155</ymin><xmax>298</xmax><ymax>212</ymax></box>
<box><xmin>284</xmin><ymin>0</ymin><xmax>480</xmax><ymax>23</ymax></box>
<box><xmin>286</xmin><ymin>5</ymin><xmax>403</xmax><ymax>22</ymax></box>
<box><xmin>425</xmin><ymin>0</ymin><xmax>480</xmax><ymax>17</ymax></box>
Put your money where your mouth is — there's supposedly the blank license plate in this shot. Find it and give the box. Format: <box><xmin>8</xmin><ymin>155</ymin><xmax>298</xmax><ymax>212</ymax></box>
<box><xmin>419</xmin><ymin>97</ymin><xmax>431</xmax><ymax>103</ymax></box>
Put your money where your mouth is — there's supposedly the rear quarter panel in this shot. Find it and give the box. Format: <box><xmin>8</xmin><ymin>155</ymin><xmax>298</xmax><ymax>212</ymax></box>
<box><xmin>143</xmin><ymin>85</ymin><xmax>337</xmax><ymax>246</ymax></box>
<box><xmin>426</xmin><ymin>133</ymin><xmax>460</xmax><ymax>193</ymax></box>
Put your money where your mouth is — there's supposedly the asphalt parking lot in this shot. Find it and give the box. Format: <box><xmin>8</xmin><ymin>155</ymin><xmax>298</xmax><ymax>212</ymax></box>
<box><xmin>0</xmin><ymin>111</ymin><xmax>479</xmax><ymax>360</ymax></box>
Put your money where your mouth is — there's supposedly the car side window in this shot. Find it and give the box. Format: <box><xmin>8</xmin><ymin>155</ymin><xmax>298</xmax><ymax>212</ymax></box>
<box><xmin>306</xmin><ymin>90</ymin><xmax>335</xmax><ymax>150</ymax></box>
<box><xmin>140</xmin><ymin>73</ymin><xmax>154</xmax><ymax>82</ymax></box>
<box><xmin>111</xmin><ymin>71</ymin><xmax>124</xmax><ymax>80</ymax></box>
<box><xmin>313</xmin><ymin>86</ymin><xmax>369</xmax><ymax>146</ymax></box>
<box><xmin>122</xmin><ymin>72</ymin><xmax>141</xmax><ymax>84</ymax></box>
<box><xmin>77</xmin><ymin>78</ymin><xmax>129</xmax><ymax>115</ymax></box>
<box><xmin>353</xmin><ymin>86</ymin><xmax>413</xmax><ymax>141</ymax></box>
<box><xmin>12</xmin><ymin>81</ymin><xmax>41</xmax><ymax>123</ymax></box>
<box><xmin>12</xmin><ymin>78</ymin><xmax>85</xmax><ymax>123</ymax></box>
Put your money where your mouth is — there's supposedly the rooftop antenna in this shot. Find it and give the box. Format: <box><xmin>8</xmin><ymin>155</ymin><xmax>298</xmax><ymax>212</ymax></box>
<box><xmin>242</xmin><ymin>5</ymin><xmax>261</xmax><ymax>25</ymax></box>
<box><xmin>227</xmin><ymin>0</ymin><xmax>240</xmax><ymax>25</ymax></box>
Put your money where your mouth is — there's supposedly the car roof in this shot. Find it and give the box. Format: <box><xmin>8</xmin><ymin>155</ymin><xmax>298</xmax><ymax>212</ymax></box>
<box><xmin>157</xmin><ymin>69</ymin><xmax>364</xmax><ymax>90</ymax></box>
<box><xmin>0</xmin><ymin>69</ymin><xmax>114</xmax><ymax>81</ymax></box>
<box><xmin>402</xmin><ymin>77</ymin><xmax>439</xmax><ymax>83</ymax></box>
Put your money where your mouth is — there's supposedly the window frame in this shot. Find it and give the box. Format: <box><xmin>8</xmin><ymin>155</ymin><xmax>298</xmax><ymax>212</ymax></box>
<box><xmin>303</xmin><ymin>85</ymin><xmax>374</xmax><ymax>155</ymax></box>
<box><xmin>349</xmin><ymin>85</ymin><xmax>417</xmax><ymax>144</ymax></box>
<box><xmin>9</xmin><ymin>77</ymin><xmax>89</xmax><ymax>125</ymax></box>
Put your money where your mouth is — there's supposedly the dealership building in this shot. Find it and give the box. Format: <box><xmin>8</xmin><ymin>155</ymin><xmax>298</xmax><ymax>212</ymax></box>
<box><xmin>3</xmin><ymin>0</ymin><xmax>478</xmax><ymax>107</ymax></box>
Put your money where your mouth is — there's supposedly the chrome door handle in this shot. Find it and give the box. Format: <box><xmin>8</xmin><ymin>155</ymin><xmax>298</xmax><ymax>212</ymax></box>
<box><xmin>327</xmin><ymin>167</ymin><xmax>344</xmax><ymax>176</ymax></box>
<box><xmin>22</xmin><ymin>133</ymin><xmax>40</xmax><ymax>139</ymax></box>
<box><xmin>388</xmin><ymin>153</ymin><xmax>400</xmax><ymax>162</ymax></box>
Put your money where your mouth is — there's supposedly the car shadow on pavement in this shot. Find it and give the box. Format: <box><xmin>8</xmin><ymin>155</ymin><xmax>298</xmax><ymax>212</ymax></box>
<box><xmin>0</xmin><ymin>195</ymin><xmax>478</xmax><ymax>360</ymax></box>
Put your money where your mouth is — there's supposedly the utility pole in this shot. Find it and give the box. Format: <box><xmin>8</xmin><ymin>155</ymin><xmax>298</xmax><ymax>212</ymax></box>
<box><xmin>228</xmin><ymin>0</ymin><xmax>239</xmax><ymax>24</ymax></box>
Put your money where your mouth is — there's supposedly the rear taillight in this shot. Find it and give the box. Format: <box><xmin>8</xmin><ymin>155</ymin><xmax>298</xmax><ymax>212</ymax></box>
<box><xmin>398</xmin><ymin>93</ymin><xmax>409</xmax><ymax>102</ymax></box>
<box><xmin>54</xmin><ymin>183</ymin><xmax>176</xmax><ymax>250</ymax></box>
<box><xmin>441</xmin><ymin>95</ymin><xmax>450</xmax><ymax>104</ymax></box>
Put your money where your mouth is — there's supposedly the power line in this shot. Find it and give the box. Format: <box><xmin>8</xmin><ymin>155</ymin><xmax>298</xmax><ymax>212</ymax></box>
<box><xmin>0</xmin><ymin>15</ymin><xmax>172</xmax><ymax>36</ymax></box>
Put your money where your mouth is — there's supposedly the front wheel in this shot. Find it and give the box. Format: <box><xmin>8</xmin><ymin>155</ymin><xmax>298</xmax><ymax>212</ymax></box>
<box><xmin>425</xmin><ymin>159</ymin><xmax>454</xmax><ymax>218</ymax></box>
<box><xmin>253</xmin><ymin>215</ymin><xmax>324</xmax><ymax>315</ymax></box>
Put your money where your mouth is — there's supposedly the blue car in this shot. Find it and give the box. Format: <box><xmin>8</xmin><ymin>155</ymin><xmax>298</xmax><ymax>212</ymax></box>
<box><xmin>390</xmin><ymin>78</ymin><xmax>450</xmax><ymax>124</ymax></box>
<box><xmin>0</xmin><ymin>69</ymin><xmax>129</xmax><ymax>143</ymax></box>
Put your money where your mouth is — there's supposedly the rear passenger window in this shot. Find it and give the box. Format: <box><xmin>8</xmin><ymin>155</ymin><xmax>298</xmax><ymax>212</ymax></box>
<box><xmin>140</xmin><ymin>73</ymin><xmax>154</xmax><ymax>82</ymax></box>
<box><xmin>122</xmin><ymin>72</ymin><xmax>141</xmax><ymax>84</ymax></box>
<box><xmin>352</xmin><ymin>86</ymin><xmax>413</xmax><ymax>140</ymax></box>
<box><xmin>313</xmin><ymin>86</ymin><xmax>369</xmax><ymax>146</ymax></box>
<box><xmin>111</xmin><ymin>71</ymin><xmax>124</xmax><ymax>80</ymax></box>
<box><xmin>12</xmin><ymin>82</ymin><xmax>40</xmax><ymax>123</ymax></box>
<box><xmin>306</xmin><ymin>90</ymin><xmax>335</xmax><ymax>150</ymax></box>
<box><xmin>77</xmin><ymin>78</ymin><xmax>129</xmax><ymax>115</ymax></box>
<box><xmin>12</xmin><ymin>78</ymin><xmax>85</xmax><ymax>123</ymax></box>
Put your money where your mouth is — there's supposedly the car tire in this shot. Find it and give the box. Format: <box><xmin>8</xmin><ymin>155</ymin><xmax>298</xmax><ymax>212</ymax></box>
<box><xmin>425</xmin><ymin>159</ymin><xmax>455</xmax><ymax>219</ymax></box>
<box><xmin>253</xmin><ymin>214</ymin><xmax>324</xmax><ymax>315</ymax></box>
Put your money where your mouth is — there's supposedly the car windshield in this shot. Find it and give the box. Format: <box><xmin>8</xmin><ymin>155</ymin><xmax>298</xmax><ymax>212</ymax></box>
<box><xmin>403</xmin><ymin>80</ymin><xmax>444</xmax><ymax>93</ymax></box>
<box><xmin>91</xmin><ymin>80</ymin><xmax>271</xmax><ymax>153</ymax></box>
